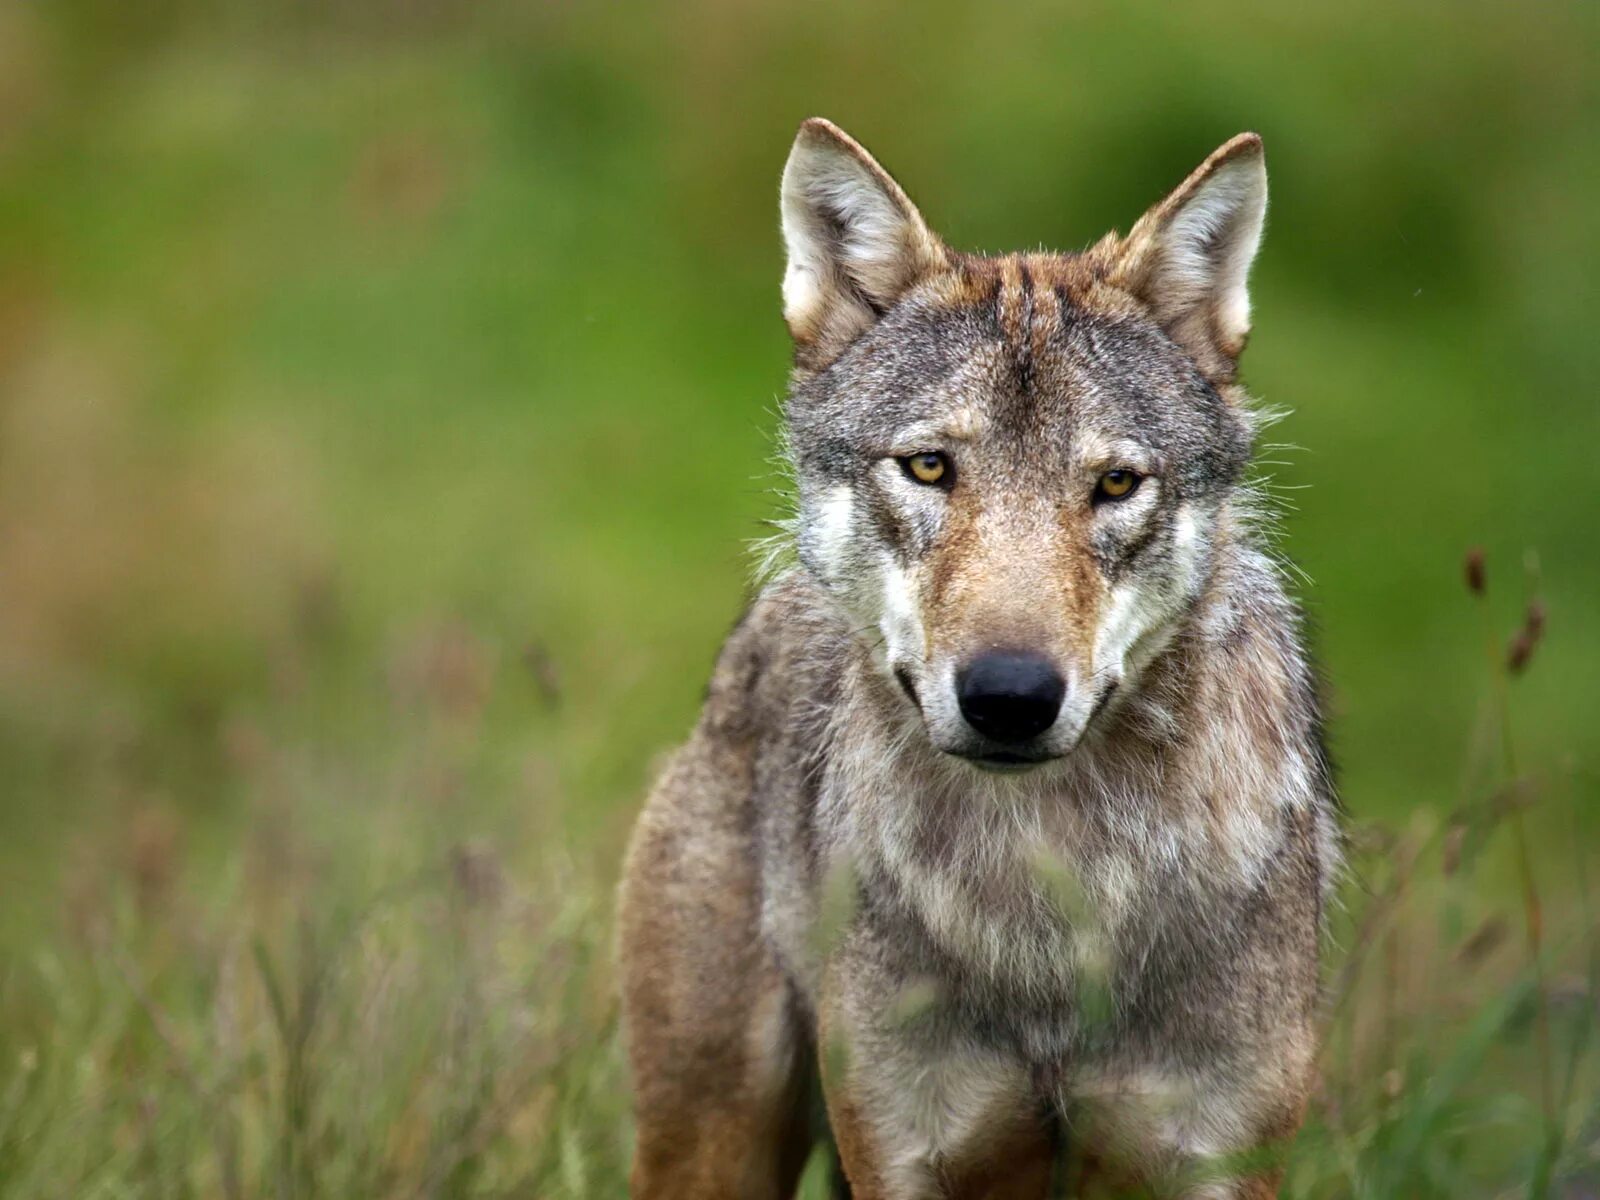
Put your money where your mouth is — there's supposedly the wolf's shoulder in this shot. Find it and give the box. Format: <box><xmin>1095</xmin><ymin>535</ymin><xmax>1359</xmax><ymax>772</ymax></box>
<box><xmin>698</xmin><ymin>572</ymin><xmax>850</xmax><ymax>742</ymax></box>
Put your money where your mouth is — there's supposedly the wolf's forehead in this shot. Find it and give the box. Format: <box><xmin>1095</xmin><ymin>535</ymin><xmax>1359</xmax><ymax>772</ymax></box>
<box><xmin>822</xmin><ymin>273</ymin><xmax>1200</xmax><ymax>431</ymax></box>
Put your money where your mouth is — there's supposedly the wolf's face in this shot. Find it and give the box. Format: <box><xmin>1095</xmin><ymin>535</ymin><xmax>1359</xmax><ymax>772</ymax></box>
<box><xmin>779</xmin><ymin>121</ymin><xmax>1266</xmax><ymax>771</ymax></box>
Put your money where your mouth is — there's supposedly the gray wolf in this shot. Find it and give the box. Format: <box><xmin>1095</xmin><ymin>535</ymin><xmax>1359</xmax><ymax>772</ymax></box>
<box><xmin>619</xmin><ymin>118</ymin><xmax>1338</xmax><ymax>1199</ymax></box>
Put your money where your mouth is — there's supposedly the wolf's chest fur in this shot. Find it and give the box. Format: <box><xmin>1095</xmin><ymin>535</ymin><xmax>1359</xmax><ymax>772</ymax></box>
<box><xmin>751</xmin><ymin>561</ymin><xmax>1331</xmax><ymax>1048</ymax></box>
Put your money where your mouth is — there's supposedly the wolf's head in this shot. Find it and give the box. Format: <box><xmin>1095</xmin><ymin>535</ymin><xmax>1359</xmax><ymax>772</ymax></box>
<box><xmin>777</xmin><ymin>119</ymin><xmax>1268</xmax><ymax>772</ymax></box>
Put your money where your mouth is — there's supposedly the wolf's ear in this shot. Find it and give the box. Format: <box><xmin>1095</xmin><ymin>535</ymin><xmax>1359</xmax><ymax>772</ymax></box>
<box><xmin>1112</xmin><ymin>133</ymin><xmax>1267</xmax><ymax>378</ymax></box>
<box><xmin>781</xmin><ymin>118</ymin><xmax>947</xmax><ymax>366</ymax></box>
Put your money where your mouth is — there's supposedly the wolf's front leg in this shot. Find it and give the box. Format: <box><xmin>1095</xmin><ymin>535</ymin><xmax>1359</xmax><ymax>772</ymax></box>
<box><xmin>817</xmin><ymin>952</ymin><xmax>1056</xmax><ymax>1200</ymax></box>
<box><xmin>619</xmin><ymin>736</ymin><xmax>814</xmax><ymax>1200</ymax></box>
<box><xmin>1064</xmin><ymin>1055</ymin><xmax>1311</xmax><ymax>1199</ymax></box>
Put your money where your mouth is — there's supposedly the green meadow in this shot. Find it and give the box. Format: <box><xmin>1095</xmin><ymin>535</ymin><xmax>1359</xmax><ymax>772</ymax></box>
<box><xmin>0</xmin><ymin>1</ymin><xmax>1595</xmax><ymax>1194</ymax></box>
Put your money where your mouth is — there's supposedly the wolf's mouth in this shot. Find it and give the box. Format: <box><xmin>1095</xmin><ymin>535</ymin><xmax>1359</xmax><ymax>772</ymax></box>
<box><xmin>961</xmin><ymin>750</ymin><xmax>1059</xmax><ymax>773</ymax></box>
<box><xmin>1087</xmin><ymin>679</ymin><xmax>1119</xmax><ymax>725</ymax></box>
<box><xmin>893</xmin><ymin>666</ymin><xmax>921</xmax><ymax>710</ymax></box>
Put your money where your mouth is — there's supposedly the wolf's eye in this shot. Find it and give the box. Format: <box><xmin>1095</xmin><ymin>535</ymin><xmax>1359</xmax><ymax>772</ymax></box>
<box><xmin>1094</xmin><ymin>470</ymin><xmax>1141</xmax><ymax>502</ymax></box>
<box><xmin>900</xmin><ymin>452</ymin><xmax>950</xmax><ymax>486</ymax></box>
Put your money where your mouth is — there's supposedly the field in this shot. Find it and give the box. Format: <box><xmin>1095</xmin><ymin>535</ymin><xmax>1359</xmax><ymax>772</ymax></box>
<box><xmin>0</xmin><ymin>1</ymin><xmax>1596</xmax><ymax>1195</ymax></box>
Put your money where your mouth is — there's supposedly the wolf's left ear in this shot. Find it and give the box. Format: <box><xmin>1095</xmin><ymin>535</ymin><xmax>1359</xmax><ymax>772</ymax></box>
<box><xmin>1112</xmin><ymin>133</ymin><xmax>1267</xmax><ymax>378</ymax></box>
<box><xmin>781</xmin><ymin>118</ymin><xmax>948</xmax><ymax>368</ymax></box>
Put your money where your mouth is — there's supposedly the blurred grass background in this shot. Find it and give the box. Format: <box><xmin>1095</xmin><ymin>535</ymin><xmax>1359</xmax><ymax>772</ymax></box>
<box><xmin>0</xmin><ymin>0</ymin><xmax>1596</xmax><ymax>1195</ymax></box>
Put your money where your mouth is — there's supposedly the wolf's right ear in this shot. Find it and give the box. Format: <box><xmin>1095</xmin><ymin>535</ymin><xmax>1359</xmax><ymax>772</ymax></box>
<box><xmin>781</xmin><ymin>118</ymin><xmax>947</xmax><ymax>368</ymax></box>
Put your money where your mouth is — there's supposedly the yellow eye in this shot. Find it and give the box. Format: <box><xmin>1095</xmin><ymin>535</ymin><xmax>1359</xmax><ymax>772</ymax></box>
<box><xmin>1096</xmin><ymin>469</ymin><xmax>1140</xmax><ymax>501</ymax></box>
<box><xmin>902</xmin><ymin>452</ymin><xmax>949</xmax><ymax>486</ymax></box>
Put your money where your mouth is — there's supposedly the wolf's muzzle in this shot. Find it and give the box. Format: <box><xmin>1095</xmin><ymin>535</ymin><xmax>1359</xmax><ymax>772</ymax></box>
<box><xmin>955</xmin><ymin>651</ymin><xmax>1065</xmax><ymax>746</ymax></box>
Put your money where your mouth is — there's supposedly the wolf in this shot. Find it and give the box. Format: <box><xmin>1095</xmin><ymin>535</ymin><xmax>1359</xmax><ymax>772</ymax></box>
<box><xmin>619</xmin><ymin>118</ymin><xmax>1338</xmax><ymax>1199</ymax></box>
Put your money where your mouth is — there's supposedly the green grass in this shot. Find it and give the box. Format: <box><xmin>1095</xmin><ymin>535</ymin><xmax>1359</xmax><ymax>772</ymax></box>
<box><xmin>0</xmin><ymin>1</ymin><xmax>1596</xmax><ymax>1194</ymax></box>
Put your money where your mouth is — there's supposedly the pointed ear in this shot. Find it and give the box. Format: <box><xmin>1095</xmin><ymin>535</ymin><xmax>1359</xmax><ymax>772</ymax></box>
<box><xmin>780</xmin><ymin>118</ymin><xmax>948</xmax><ymax>366</ymax></box>
<box><xmin>1112</xmin><ymin>133</ymin><xmax>1268</xmax><ymax>377</ymax></box>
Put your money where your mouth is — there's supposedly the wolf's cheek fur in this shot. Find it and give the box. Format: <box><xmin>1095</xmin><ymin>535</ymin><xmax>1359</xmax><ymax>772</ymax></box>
<box><xmin>1092</xmin><ymin>503</ymin><xmax>1210</xmax><ymax>689</ymax></box>
<box><xmin>878</xmin><ymin>558</ymin><xmax>927</xmax><ymax>677</ymax></box>
<box><xmin>803</xmin><ymin>483</ymin><xmax>858</xmax><ymax>584</ymax></box>
<box><xmin>797</xmin><ymin>480</ymin><xmax>930</xmax><ymax>682</ymax></box>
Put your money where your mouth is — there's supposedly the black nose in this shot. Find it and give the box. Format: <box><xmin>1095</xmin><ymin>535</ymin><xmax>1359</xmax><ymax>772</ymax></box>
<box><xmin>956</xmin><ymin>652</ymin><xmax>1065</xmax><ymax>745</ymax></box>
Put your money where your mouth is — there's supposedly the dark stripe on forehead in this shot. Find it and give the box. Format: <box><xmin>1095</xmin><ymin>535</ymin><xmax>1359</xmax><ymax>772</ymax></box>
<box><xmin>954</xmin><ymin>260</ymin><xmax>1004</xmax><ymax>337</ymax></box>
<box><xmin>1052</xmin><ymin>284</ymin><xmax>1082</xmax><ymax>334</ymax></box>
<box><xmin>992</xmin><ymin>258</ymin><xmax>1019</xmax><ymax>334</ymax></box>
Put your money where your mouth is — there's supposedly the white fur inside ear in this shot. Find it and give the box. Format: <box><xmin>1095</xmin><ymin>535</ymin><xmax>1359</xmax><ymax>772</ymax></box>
<box><xmin>1153</xmin><ymin>157</ymin><xmax>1267</xmax><ymax>350</ymax></box>
<box><xmin>780</xmin><ymin>129</ymin><xmax>927</xmax><ymax>338</ymax></box>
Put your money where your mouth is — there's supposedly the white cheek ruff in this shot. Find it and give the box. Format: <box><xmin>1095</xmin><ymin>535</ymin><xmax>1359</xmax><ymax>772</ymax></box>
<box><xmin>1170</xmin><ymin>506</ymin><xmax>1204</xmax><ymax>594</ymax></box>
<box><xmin>879</xmin><ymin>560</ymin><xmax>924</xmax><ymax>667</ymax></box>
<box><xmin>800</xmin><ymin>484</ymin><xmax>927</xmax><ymax>680</ymax></box>
<box><xmin>1094</xmin><ymin>503</ymin><xmax>1207</xmax><ymax>681</ymax></box>
<box><xmin>806</xmin><ymin>484</ymin><xmax>857</xmax><ymax>583</ymax></box>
